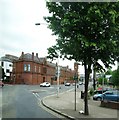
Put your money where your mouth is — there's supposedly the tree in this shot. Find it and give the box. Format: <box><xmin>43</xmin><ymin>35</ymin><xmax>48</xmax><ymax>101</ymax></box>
<box><xmin>105</xmin><ymin>68</ymin><xmax>112</xmax><ymax>75</ymax></box>
<box><xmin>44</xmin><ymin>2</ymin><xmax>119</xmax><ymax>115</ymax></box>
<box><xmin>111</xmin><ymin>68</ymin><xmax>119</xmax><ymax>87</ymax></box>
<box><xmin>98</xmin><ymin>77</ymin><xmax>108</xmax><ymax>85</ymax></box>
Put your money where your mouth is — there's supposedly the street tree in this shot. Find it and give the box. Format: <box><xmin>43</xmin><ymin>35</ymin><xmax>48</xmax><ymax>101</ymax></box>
<box><xmin>44</xmin><ymin>2</ymin><xmax>119</xmax><ymax>115</ymax></box>
<box><xmin>111</xmin><ymin>68</ymin><xmax>119</xmax><ymax>88</ymax></box>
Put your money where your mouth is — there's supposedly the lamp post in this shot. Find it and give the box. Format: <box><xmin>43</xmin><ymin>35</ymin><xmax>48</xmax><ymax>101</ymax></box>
<box><xmin>55</xmin><ymin>54</ymin><xmax>60</xmax><ymax>98</ymax></box>
<box><xmin>35</xmin><ymin>22</ymin><xmax>60</xmax><ymax>97</ymax></box>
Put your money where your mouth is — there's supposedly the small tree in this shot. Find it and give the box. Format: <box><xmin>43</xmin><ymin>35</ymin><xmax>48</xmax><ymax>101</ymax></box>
<box><xmin>98</xmin><ymin>77</ymin><xmax>108</xmax><ymax>85</ymax></box>
<box><xmin>111</xmin><ymin>68</ymin><xmax>119</xmax><ymax>88</ymax></box>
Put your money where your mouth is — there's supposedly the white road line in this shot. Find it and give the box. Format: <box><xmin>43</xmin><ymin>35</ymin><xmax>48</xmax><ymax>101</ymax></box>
<box><xmin>33</xmin><ymin>93</ymin><xmax>41</xmax><ymax>101</ymax></box>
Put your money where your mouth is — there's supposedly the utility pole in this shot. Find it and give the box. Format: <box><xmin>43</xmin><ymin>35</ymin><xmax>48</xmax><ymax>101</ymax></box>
<box><xmin>56</xmin><ymin>55</ymin><xmax>60</xmax><ymax>98</ymax></box>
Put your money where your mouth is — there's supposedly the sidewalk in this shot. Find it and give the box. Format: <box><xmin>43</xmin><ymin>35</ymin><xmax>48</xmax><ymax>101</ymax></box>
<box><xmin>41</xmin><ymin>89</ymin><xmax>118</xmax><ymax>120</ymax></box>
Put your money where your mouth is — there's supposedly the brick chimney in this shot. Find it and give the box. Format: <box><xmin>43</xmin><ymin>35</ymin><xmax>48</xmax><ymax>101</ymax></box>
<box><xmin>21</xmin><ymin>52</ymin><xmax>24</xmax><ymax>59</ymax></box>
<box><xmin>36</xmin><ymin>53</ymin><xmax>38</xmax><ymax>58</ymax></box>
<box><xmin>32</xmin><ymin>52</ymin><xmax>34</xmax><ymax>61</ymax></box>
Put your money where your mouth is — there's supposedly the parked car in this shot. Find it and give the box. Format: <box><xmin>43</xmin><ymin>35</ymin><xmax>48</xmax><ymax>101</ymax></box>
<box><xmin>93</xmin><ymin>90</ymin><xmax>119</xmax><ymax>102</ymax></box>
<box><xmin>0</xmin><ymin>81</ymin><xmax>4</xmax><ymax>87</ymax></box>
<box><xmin>94</xmin><ymin>89</ymin><xmax>107</xmax><ymax>94</ymax></box>
<box><xmin>40</xmin><ymin>82</ymin><xmax>50</xmax><ymax>87</ymax></box>
<box><xmin>103</xmin><ymin>90</ymin><xmax>119</xmax><ymax>102</ymax></box>
<box><xmin>79</xmin><ymin>82</ymin><xmax>83</xmax><ymax>85</ymax></box>
<box><xmin>93</xmin><ymin>93</ymin><xmax>103</xmax><ymax>101</ymax></box>
<box><xmin>65</xmin><ymin>83</ymin><xmax>71</xmax><ymax>86</ymax></box>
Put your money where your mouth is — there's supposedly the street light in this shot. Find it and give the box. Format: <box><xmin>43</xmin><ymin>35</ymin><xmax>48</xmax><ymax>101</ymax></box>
<box><xmin>35</xmin><ymin>23</ymin><xmax>41</xmax><ymax>25</ymax></box>
<box><xmin>35</xmin><ymin>22</ymin><xmax>49</xmax><ymax>26</ymax></box>
<box><xmin>35</xmin><ymin>22</ymin><xmax>60</xmax><ymax>97</ymax></box>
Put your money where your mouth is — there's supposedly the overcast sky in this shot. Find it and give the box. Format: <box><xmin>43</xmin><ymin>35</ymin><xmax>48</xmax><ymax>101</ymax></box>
<box><xmin>0</xmin><ymin>0</ymin><xmax>117</xmax><ymax>74</ymax></box>
<box><xmin>0</xmin><ymin>0</ymin><xmax>79</xmax><ymax>72</ymax></box>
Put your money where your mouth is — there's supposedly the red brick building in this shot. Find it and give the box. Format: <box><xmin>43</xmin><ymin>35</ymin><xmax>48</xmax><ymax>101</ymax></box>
<box><xmin>12</xmin><ymin>52</ymin><xmax>75</xmax><ymax>85</ymax></box>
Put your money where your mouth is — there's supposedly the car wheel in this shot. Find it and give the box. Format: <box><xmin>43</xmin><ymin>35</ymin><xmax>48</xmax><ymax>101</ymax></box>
<box><xmin>97</xmin><ymin>97</ymin><xmax>101</xmax><ymax>101</ymax></box>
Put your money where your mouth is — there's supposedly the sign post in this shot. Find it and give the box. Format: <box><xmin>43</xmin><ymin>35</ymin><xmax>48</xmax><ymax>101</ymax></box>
<box><xmin>56</xmin><ymin>61</ymin><xmax>60</xmax><ymax>98</ymax></box>
<box><xmin>74</xmin><ymin>62</ymin><xmax>78</xmax><ymax>111</ymax></box>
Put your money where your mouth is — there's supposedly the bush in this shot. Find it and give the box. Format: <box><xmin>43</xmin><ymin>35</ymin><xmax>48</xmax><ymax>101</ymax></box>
<box><xmin>89</xmin><ymin>88</ymin><xmax>94</xmax><ymax>96</ymax></box>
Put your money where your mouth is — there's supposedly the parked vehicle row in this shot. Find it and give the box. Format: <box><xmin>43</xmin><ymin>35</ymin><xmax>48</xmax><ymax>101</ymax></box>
<box><xmin>39</xmin><ymin>81</ymin><xmax>84</xmax><ymax>87</ymax></box>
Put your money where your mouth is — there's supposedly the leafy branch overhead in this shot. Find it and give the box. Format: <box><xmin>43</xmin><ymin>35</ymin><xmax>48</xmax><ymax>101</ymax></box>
<box><xmin>45</xmin><ymin>2</ymin><xmax>119</xmax><ymax>68</ymax></box>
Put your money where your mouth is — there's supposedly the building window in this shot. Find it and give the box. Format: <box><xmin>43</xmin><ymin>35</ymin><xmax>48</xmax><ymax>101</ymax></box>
<box><xmin>34</xmin><ymin>66</ymin><xmax>36</xmax><ymax>72</ymax></box>
<box><xmin>9</xmin><ymin>64</ymin><xmax>12</xmax><ymax>67</ymax></box>
<box><xmin>39</xmin><ymin>67</ymin><xmax>41</xmax><ymax>73</ymax></box>
<box><xmin>6</xmin><ymin>69</ymin><xmax>10</xmax><ymax>73</ymax></box>
<box><xmin>24</xmin><ymin>64</ymin><xmax>27</xmax><ymax>71</ymax></box>
<box><xmin>1</xmin><ymin>62</ymin><xmax>4</xmax><ymax>67</ymax></box>
<box><xmin>43</xmin><ymin>67</ymin><xmax>47</xmax><ymax>74</ymax></box>
<box><xmin>28</xmin><ymin>64</ymin><xmax>30</xmax><ymax>71</ymax></box>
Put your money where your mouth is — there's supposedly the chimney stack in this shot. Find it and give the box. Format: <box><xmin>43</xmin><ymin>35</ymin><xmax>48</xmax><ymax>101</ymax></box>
<box><xmin>21</xmin><ymin>52</ymin><xmax>24</xmax><ymax>59</ymax></box>
<box><xmin>36</xmin><ymin>53</ymin><xmax>38</xmax><ymax>58</ymax></box>
<box><xmin>32</xmin><ymin>52</ymin><xmax>34</xmax><ymax>61</ymax></box>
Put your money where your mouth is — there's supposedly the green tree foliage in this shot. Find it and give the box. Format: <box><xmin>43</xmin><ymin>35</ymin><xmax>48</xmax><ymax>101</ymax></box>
<box><xmin>44</xmin><ymin>2</ymin><xmax>119</xmax><ymax>115</ymax></box>
<box><xmin>111</xmin><ymin>68</ymin><xmax>119</xmax><ymax>87</ymax></box>
<box><xmin>98</xmin><ymin>77</ymin><xmax>108</xmax><ymax>85</ymax></box>
<box><xmin>105</xmin><ymin>68</ymin><xmax>112</xmax><ymax>75</ymax></box>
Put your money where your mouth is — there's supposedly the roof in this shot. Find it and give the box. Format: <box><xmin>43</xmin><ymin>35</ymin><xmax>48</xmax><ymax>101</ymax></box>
<box><xmin>47</xmin><ymin>61</ymin><xmax>56</xmax><ymax>67</ymax></box>
<box><xmin>19</xmin><ymin>53</ymin><xmax>41</xmax><ymax>63</ymax></box>
<box><xmin>18</xmin><ymin>52</ymin><xmax>74</xmax><ymax>71</ymax></box>
<box><xmin>0</xmin><ymin>54</ymin><xmax>18</xmax><ymax>62</ymax></box>
<box><xmin>0</xmin><ymin>57</ymin><xmax>12</xmax><ymax>62</ymax></box>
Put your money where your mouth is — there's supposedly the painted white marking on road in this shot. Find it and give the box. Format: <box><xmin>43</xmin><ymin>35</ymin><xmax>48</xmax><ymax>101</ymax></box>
<box><xmin>30</xmin><ymin>89</ymin><xmax>47</xmax><ymax>92</ymax></box>
<box><xmin>33</xmin><ymin>93</ymin><xmax>41</xmax><ymax>101</ymax></box>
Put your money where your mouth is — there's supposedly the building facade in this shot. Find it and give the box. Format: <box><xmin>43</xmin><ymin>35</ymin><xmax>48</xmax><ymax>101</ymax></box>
<box><xmin>0</xmin><ymin>54</ymin><xmax>18</xmax><ymax>81</ymax></box>
<box><xmin>12</xmin><ymin>52</ymin><xmax>75</xmax><ymax>85</ymax></box>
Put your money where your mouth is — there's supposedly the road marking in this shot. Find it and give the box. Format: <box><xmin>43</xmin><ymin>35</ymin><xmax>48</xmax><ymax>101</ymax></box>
<box><xmin>33</xmin><ymin>93</ymin><xmax>41</xmax><ymax>101</ymax></box>
<box><xmin>30</xmin><ymin>89</ymin><xmax>47</xmax><ymax>92</ymax></box>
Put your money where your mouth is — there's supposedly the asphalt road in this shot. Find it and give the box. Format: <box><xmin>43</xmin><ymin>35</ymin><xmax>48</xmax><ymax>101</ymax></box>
<box><xmin>1</xmin><ymin>84</ymin><xmax>74</xmax><ymax>119</ymax></box>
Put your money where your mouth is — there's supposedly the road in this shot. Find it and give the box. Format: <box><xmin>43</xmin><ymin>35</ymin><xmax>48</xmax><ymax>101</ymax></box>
<box><xmin>1</xmin><ymin>84</ymin><xmax>74</xmax><ymax>119</ymax></box>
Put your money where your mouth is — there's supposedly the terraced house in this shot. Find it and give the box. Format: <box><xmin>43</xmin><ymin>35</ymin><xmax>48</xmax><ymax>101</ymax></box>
<box><xmin>12</xmin><ymin>52</ymin><xmax>76</xmax><ymax>85</ymax></box>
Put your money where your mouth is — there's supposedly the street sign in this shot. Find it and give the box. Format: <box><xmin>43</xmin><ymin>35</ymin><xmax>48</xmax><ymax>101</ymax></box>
<box><xmin>73</xmin><ymin>75</ymin><xmax>78</xmax><ymax>80</ymax></box>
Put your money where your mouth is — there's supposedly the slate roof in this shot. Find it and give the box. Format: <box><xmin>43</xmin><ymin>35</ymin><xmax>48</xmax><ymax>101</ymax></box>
<box><xmin>0</xmin><ymin>54</ymin><xmax>18</xmax><ymax>62</ymax></box>
<box><xmin>19</xmin><ymin>53</ymin><xmax>41</xmax><ymax>63</ymax></box>
<box><xmin>18</xmin><ymin>53</ymin><xmax>73</xmax><ymax>71</ymax></box>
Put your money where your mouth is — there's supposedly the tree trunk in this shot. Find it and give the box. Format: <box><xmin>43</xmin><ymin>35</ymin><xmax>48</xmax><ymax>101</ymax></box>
<box><xmin>93</xmin><ymin>68</ymin><xmax>96</xmax><ymax>90</ymax></box>
<box><xmin>84</xmin><ymin>63</ymin><xmax>91</xmax><ymax>115</ymax></box>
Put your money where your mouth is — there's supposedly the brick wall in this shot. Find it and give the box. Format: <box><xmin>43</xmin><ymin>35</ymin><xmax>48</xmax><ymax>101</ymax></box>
<box><xmin>12</xmin><ymin>52</ymin><xmax>76</xmax><ymax>85</ymax></box>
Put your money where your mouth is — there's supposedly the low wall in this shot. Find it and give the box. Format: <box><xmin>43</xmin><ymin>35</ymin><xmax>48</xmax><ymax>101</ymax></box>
<box><xmin>100</xmin><ymin>100</ymin><xmax>119</xmax><ymax>110</ymax></box>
